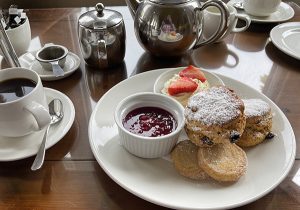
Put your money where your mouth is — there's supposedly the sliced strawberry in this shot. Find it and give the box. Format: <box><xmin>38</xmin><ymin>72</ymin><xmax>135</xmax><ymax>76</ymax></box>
<box><xmin>168</xmin><ymin>77</ymin><xmax>198</xmax><ymax>96</ymax></box>
<box><xmin>179</xmin><ymin>65</ymin><xmax>207</xmax><ymax>82</ymax></box>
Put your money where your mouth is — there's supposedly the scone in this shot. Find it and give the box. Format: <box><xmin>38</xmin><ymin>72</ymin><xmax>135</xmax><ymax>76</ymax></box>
<box><xmin>236</xmin><ymin>99</ymin><xmax>274</xmax><ymax>147</ymax></box>
<box><xmin>185</xmin><ymin>86</ymin><xmax>246</xmax><ymax>146</ymax></box>
<box><xmin>198</xmin><ymin>143</ymin><xmax>247</xmax><ymax>182</ymax></box>
<box><xmin>171</xmin><ymin>140</ymin><xmax>208</xmax><ymax>180</ymax></box>
<box><xmin>184</xmin><ymin>125</ymin><xmax>214</xmax><ymax>147</ymax></box>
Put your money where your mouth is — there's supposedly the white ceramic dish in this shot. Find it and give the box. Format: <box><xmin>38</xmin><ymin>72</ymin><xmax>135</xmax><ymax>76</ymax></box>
<box><xmin>153</xmin><ymin>66</ymin><xmax>224</xmax><ymax>94</ymax></box>
<box><xmin>270</xmin><ymin>22</ymin><xmax>300</xmax><ymax>60</ymax></box>
<box><xmin>115</xmin><ymin>92</ymin><xmax>185</xmax><ymax>158</ymax></box>
<box><xmin>228</xmin><ymin>0</ymin><xmax>294</xmax><ymax>23</ymax></box>
<box><xmin>19</xmin><ymin>51</ymin><xmax>80</xmax><ymax>81</ymax></box>
<box><xmin>88</xmin><ymin>68</ymin><xmax>296</xmax><ymax>209</ymax></box>
<box><xmin>0</xmin><ymin>88</ymin><xmax>75</xmax><ymax>161</ymax></box>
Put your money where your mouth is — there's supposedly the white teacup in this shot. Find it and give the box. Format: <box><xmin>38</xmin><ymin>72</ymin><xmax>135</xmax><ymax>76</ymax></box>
<box><xmin>244</xmin><ymin>0</ymin><xmax>281</xmax><ymax>17</ymax></box>
<box><xmin>203</xmin><ymin>4</ymin><xmax>251</xmax><ymax>42</ymax></box>
<box><xmin>4</xmin><ymin>17</ymin><xmax>31</xmax><ymax>56</ymax></box>
<box><xmin>0</xmin><ymin>67</ymin><xmax>51</xmax><ymax>137</ymax></box>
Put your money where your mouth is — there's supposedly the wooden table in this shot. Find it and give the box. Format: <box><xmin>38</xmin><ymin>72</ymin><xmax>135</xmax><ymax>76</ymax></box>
<box><xmin>1</xmin><ymin>2</ymin><xmax>300</xmax><ymax>209</ymax></box>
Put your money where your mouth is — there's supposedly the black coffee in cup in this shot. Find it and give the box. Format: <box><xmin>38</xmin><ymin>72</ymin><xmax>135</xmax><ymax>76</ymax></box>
<box><xmin>0</xmin><ymin>78</ymin><xmax>36</xmax><ymax>103</ymax></box>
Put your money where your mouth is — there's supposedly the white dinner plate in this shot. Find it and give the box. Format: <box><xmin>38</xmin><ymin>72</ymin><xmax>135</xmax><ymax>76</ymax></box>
<box><xmin>270</xmin><ymin>22</ymin><xmax>300</xmax><ymax>60</ymax></box>
<box><xmin>153</xmin><ymin>66</ymin><xmax>224</xmax><ymax>94</ymax></box>
<box><xmin>228</xmin><ymin>0</ymin><xmax>294</xmax><ymax>23</ymax></box>
<box><xmin>19</xmin><ymin>51</ymin><xmax>80</xmax><ymax>81</ymax></box>
<box><xmin>88</xmin><ymin>69</ymin><xmax>296</xmax><ymax>209</ymax></box>
<box><xmin>0</xmin><ymin>88</ymin><xmax>75</xmax><ymax>161</ymax></box>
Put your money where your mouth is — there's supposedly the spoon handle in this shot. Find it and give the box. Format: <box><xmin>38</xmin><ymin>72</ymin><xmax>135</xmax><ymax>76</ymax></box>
<box><xmin>51</xmin><ymin>61</ymin><xmax>65</xmax><ymax>77</ymax></box>
<box><xmin>31</xmin><ymin>125</ymin><xmax>50</xmax><ymax>171</ymax></box>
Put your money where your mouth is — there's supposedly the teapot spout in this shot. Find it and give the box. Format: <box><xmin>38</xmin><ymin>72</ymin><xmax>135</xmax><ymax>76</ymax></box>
<box><xmin>125</xmin><ymin>0</ymin><xmax>141</xmax><ymax>18</ymax></box>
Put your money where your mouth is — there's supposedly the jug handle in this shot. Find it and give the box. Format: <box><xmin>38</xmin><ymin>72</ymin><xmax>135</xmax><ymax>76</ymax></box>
<box><xmin>232</xmin><ymin>14</ymin><xmax>251</xmax><ymax>33</ymax></box>
<box><xmin>97</xmin><ymin>39</ymin><xmax>108</xmax><ymax>68</ymax></box>
<box><xmin>193</xmin><ymin>0</ymin><xmax>230</xmax><ymax>49</ymax></box>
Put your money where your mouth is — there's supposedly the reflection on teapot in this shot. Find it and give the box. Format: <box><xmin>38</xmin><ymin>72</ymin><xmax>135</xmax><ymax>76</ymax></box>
<box><xmin>125</xmin><ymin>0</ymin><xmax>230</xmax><ymax>56</ymax></box>
<box><xmin>131</xmin><ymin>52</ymin><xmax>193</xmax><ymax>75</ymax></box>
<box><xmin>192</xmin><ymin>42</ymin><xmax>239</xmax><ymax>69</ymax></box>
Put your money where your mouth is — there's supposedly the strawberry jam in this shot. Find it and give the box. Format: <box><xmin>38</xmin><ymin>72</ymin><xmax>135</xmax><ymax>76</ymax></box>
<box><xmin>123</xmin><ymin>107</ymin><xmax>177</xmax><ymax>137</ymax></box>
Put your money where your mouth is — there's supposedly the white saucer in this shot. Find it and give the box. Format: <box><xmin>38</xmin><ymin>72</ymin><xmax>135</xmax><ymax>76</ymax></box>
<box><xmin>0</xmin><ymin>88</ymin><xmax>75</xmax><ymax>161</ymax></box>
<box><xmin>228</xmin><ymin>1</ymin><xmax>294</xmax><ymax>23</ymax></box>
<box><xmin>270</xmin><ymin>22</ymin><xmax>300</xmax><ymax>60</ymax></box>
<box><xmin>19</xmin><ymin>51</ymin><xmax>80</xmax><ymax>81</ymax></box>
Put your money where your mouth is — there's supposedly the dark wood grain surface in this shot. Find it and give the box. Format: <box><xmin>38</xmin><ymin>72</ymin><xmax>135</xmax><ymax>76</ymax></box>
<box><xmin>0</xmin><ymin>2</ymin><xmax>300</xmax><ymax>209</ymax></box>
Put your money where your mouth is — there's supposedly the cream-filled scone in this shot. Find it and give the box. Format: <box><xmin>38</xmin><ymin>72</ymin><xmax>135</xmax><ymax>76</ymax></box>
<box><xmin>161</xmin><ymin>65</ymin><xmax>210</xmax><ymax>107</ymax></box>
<box><xmin>185</xmin><ymin>86</ymin><xmax>246</xmax><ymax>146</ymax></box>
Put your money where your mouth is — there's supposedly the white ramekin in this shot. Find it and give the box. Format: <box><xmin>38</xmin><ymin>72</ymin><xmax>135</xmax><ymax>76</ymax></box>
<box><xmin>114</xmin><ymin>92</ymin><xmax>185</xmax><ymax>158</ymax></box>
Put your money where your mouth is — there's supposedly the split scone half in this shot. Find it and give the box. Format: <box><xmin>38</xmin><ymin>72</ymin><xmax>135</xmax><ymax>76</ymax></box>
<box><xmin>171</xmin><ymin>140</ymin><xmax>208</xmax><ymax>180</ymax></box>
<box><xmin>198</xmin><ymin>143</ymin><xmax>247</xmax><ymax>182</ymax></box>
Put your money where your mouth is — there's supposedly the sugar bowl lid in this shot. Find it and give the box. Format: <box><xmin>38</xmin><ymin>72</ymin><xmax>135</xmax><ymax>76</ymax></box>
<box><xmin>78</xmin><ymin>3</ymin><xmax>123</xmax><ymax>29</ymax></box>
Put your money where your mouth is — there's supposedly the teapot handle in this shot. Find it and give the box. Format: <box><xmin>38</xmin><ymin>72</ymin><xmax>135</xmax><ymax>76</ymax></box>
<box><xmin>193</xmin><ymin>0</ymin><xmax>230</xmax><ymax>49</ymax></box>
<box><xmin>94</xmin><ymin>20</ymin><xmax>109</xmax><ymax>68</ymax></box>
<box><xmin>97</xmin><ymin>39</ymin><xmax>108</xmax><ymax>68</ymax></box>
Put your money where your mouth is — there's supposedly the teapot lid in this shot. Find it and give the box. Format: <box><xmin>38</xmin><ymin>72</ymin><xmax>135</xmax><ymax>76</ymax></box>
<box><xmin>78</xmin><ymin>3</ymin><xmax>123</xmax><ymax>30</ymax></box>
<box><xmin>149</xmin><ymin>0</ymin><xmax>190</xmax><ymax>4</ymax></box>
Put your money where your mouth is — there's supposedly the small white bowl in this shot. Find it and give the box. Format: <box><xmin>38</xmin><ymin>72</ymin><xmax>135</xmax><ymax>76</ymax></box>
<box><xmin>114</xmin><ymin>92</ymin><xmax>185</xmax><ymax>158</ymax></box>
<box><xmin>153</xmin><ymin>67</ymin><xmax>224</xmax><ymax>94</ymax></box>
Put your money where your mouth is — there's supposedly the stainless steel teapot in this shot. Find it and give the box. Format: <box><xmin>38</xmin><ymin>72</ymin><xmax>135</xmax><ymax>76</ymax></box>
<box><xmin>78</xmin><ymin>3</ymin><xmax>126</xmax><ymax>68</ymax></box>
<box><xmin>125</xmin><ymin>0</ymin><xmax>230</xmax><ymax>56</ymax></box>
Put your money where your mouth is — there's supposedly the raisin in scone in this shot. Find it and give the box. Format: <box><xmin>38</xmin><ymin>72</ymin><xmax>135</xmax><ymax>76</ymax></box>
<box><xmin>185</xmin><ymin>86</ymin><xmax>246</xmax><ymax>146</ymax></box>
<box><xmin>198</xmin><ymin>143</ymin><xmax>247</xmax><ymax>182</ymax></box>
<box><xmin>236</xmin><ymin>99</ymin><xmax>274</xmax><ymax>147</ymax></box>
<box><xmin>171</xmin><ymin>140</ymin><xmax>208</xmax><ymax>180</ymax></box>
<box><xmin>184</xmin><ymin>126</ymin><xmax>214</xmax><ymax>147</ymax></box>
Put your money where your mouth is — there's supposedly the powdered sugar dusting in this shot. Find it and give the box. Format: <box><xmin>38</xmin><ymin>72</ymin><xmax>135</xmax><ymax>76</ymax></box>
<box><xmin>185</xmin><ymin>86</ymin><xmax>243</xmax><ymax>125</ymax></box>
<box><xmin>243</xmin><ymin>99</ymin><xmax>270</xmax><ymax>117</ymax></box>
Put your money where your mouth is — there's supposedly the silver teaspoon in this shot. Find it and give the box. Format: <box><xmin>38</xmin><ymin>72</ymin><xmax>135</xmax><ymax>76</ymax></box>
<box><xmin>31</xmin><ymin>98</ymin><xmax>64</xmax><ymax>171</ymax></box>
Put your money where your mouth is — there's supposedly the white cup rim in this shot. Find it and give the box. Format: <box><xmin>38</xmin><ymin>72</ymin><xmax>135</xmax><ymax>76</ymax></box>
<box><xmin>0</xmin><ymin>67</ymin><xmax>40</xmax><ymax>105</ymax></box>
